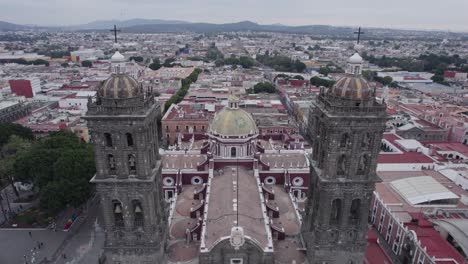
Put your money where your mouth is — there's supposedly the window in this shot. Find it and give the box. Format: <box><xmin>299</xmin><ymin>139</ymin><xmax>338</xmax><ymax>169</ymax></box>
<box><xmin>113</xmin><ymin>200</ymin><xmax>124</xmax><ymax>227</ymax></box>
<box><xmin>337</xmin><ymin>155</ymin><xmax>347</xmax><ymax>175</ymax></box>
<box><xmin>108</xmin><ymin>154</ymin><xmax>116</xmax><ymax>172</ymax></box>
<box><xmin>128</xmin><ymin>154</ymin><xmax>136</xmax><ymax>173</ymax></box>
<box><xmin>202</xmin><ymin>125</ymin><xmax>205</xmax><ymax>131</ymax></box>
<box><xmin>166</xmin><ymin>125</ymin><xmax>169</xmax><ymax>132</ymax></box>
<box><xmin>133</xmin><ymin>200</ymin><xmax>144</xmax><ymax>228</ymax></box>
<box><xmin>185</xmin><ymin>125</ymin><xmax>189</xmax><ymax>132</ymax></box>
<box><xmin>230</xmin><ymin>259</ymin><xmax>243</xmax><ymax>264</ymax></box>
<box><xmin>231</xmin><ymin>147</ymin><xmax>236</xmax><ymax>158</ymax></box>
<box><xmin>357</xmin><ymin>155</ymin><xmax>369</xmax><ymax>175</ymax></box>
<box><xmin>330</xmin><ymin>199</ymin><xmax>342</xmax><ymax>225</ymax></box>
<box><xmin>349</xmin><ymin>199</ymin><xmax>361</xmax><ymax>223</ymax></box>
<box><xmin>340</xmin><ymin>133</ymin><xmax>349</xmax><ymax>148</ymax></box>
<box><xmin>362</xmin><ymin>133</ymin><xmax>372</xmax><ymax>148</ymax></box>
<box><xmin>126</xmin><ymin>133</ymin><xmax>134</xmax><ymax>147</ymax></box>
<box><xmin>104</xmin><ymin>133</ymin><xmax>113</xmax><ymax>147</ymax></box>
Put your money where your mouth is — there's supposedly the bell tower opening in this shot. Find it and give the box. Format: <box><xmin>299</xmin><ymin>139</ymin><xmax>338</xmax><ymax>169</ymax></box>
<box><xmin>231</xmin><ymin>147</ymin><xmax>237</xmax><ymax>158</ymax></box>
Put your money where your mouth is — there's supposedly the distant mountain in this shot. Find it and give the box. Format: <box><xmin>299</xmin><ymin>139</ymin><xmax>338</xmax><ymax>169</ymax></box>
<box><xmin>0</xmin><ymin>21</ymin><xmax>31</xmax><ymax>31</ymax></box>
<box><xmin>0</xmin><ymin>19</ymin><xmax>466</xmax><ymax>40</ymax></box>
<box><xmin>68</xmin><ymin>18</ymin><xmax>190</xmax><ymax>30</ymax></box>
<box><xmin>119</xmin><ymin>21</ymin><xmax>465</xmax><ymax>40</ymax></box>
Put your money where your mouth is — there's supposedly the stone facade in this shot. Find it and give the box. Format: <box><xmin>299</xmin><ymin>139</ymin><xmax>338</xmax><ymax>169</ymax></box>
<box><xmin>0</xmin><ymin>102</ymin><xmax>31</xmax><ymax>123</ymax></box>
<box><xmin>84</xmin><ymin>73</ymin><xmax>167</xmax><ymax>264</ymax></box>
<box><xmin>301</xmin><ymin>54</ymin><xmax>388</xmax><ymax>264</ymax></box>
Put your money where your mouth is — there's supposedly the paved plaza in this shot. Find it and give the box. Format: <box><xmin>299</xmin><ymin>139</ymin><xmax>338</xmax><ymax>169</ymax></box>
<box><xmin>0</xmin><ymin>194</ymin><xmax>104</xmax><ymax>264</ymax></box>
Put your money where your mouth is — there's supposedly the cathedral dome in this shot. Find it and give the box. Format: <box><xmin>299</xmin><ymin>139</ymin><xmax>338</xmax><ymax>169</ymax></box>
<box><xmin>98</xmin><ymin>73</ymin><xmax>141</xmax><ymax>99</ymax></box>
<box><xmin>330</xmin><ymin>75</ymin><xmax>372</xmax><ymax>100</ymax></box>
<box><xmin>329</xmin><ymin>52</ymin><xmax>372</xmax><ymax>100</ymax></box>
<box><xmin>210</xmin><ymin>107</ymin><xmax>257</xmax><ymax>136</ymax></box>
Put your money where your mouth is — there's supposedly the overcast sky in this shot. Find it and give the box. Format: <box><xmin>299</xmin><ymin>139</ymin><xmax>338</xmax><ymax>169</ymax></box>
<box><xmin>1</xmin><ymin>0</ymin><xmax>468</xmax><ymax>31</ymax></box>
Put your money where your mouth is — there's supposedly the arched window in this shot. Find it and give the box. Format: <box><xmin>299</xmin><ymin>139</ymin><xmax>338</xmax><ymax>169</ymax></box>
<box><xmin>128</xmin><ymin>154</ymin><xmax>136</xmax><ymax>173</ymax></box>
<box><xmin>362</xmin><ymin>132</ymin><xmax>372</xmax><ymax>148</ymax></box>
<box><xmin>112</xmin><ymin>200</ymin><xmax>124</xmax><ymax>227</ymax></box>
<box><xmin>340</xmin><ymin>133</ymin><xmax>349</xmax><ymax>148</ymax></box>
<box><xmin>104</xmin><ymin>133</ymin><xmax>113</xmax><ymax>147</ymax></box>
<box><xmin>357</xmin><ymin>155</ymin><xmax>369</xmax><ymax>175</ymax></box>
<box><xmin>330</xmin><ymin>199</ymin><xmax>342</xmax><ymax>225</ymax></box>
<box><xmin>337</xmin><ymin>155</ymin><xmax>347</xmax><ymax>175</ymax></box>
<box><xmin>349</xmin><ymin>199</ymin><xmax>361</xmax><ymax>224</ymax></box>
<box><xmin>231</xmin><ymin>147</ymin><xmax>236</xmax><ymax>158</ymax></box>
<box><xmin>126</xmin><ymin>133</ymin><xmax>134</xmax><ymax>147</ymax></box>
<box><xmin>133</xmin><ymin>200</ymin><xmax>144</xmax><ymax>228</ymax></box>
<box><xmin>108</xmin><ymin>154</ymin><xmax>116</xmax><ymax>172</ymax></box>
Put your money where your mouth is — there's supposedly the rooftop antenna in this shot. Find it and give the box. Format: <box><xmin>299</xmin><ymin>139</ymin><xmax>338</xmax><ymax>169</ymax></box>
<box><xmin>354</xmin><ymin>27</ymin><xmax>365</xmax><ymax>44</ymax></box>
<box><xmin>110</xmin><ymin>25</ymin><xmax>121</xmax><ymax>43</ymax></box>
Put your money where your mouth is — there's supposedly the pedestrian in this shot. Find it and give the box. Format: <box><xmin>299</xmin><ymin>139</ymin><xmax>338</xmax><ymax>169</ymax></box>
<box><xmin>40</xmin><ymin>242</ymin><xmax>44</xmax><ymax>247</ymax></box>
<box><xmin>28</xmin><ymin>231</ymin><xmax>32</xmax><ymax>237</ymax></box>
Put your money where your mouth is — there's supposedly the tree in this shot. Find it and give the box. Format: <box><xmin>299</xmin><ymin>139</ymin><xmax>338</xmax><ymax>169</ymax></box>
<box><xmin>239</xmin><ymin>56</ymin><xmax>255</xmax><ymax>68</ymax></box>
<box><xmin>0</xmin><ymin>123</ymin><xmax>33</xmax><ymax>148</ymax></box>
<box><xmin>293</xmin><ymin>75</ymin><xmax>304</xmax><ymax>80</ymax></box>
<box><xmin>247</xmin><ymin>82</ymin><xmax>276</xmax><ymax>94</ymax></box>
<box><xmin>61</xmin><ymin>62</ymin><xmax>69</xmax><ymax>68</ymax></box>
<box><xmin>0</xmin><ymin>136</ymin><xmax>30</xmax><ymax>196</ymax></box>
<box><xmin>431</xmin><ymin>74</ymin><xmax>445</xmax><ymax>84</ymax></box>
<box><xmin>13</xmin><ymin>131</ymin><xmax>95</xmax><ymax>214</ymax></box>
<box><xmin>129</xmin><ymin>56</ymin><xmax>144</xmax><ymax>62</ymax></box>
<box><xmin>319</xmin><ymin>67</ymin><xmax>331</xmax><ymax>76</ymax></box>
<box><xmin>382</xmin><ymin>76</ymin><xmax>393</xmax><ymax>86</ymax></box>
<box><xmin>310</xmin><ymin>76</ymin><xmax>335</xmax><ymax>88</ymax></box>
<box><xmin>81</xmin><ymin>60</ymin><xmax>92</xmax><ymax>68</ymax></box>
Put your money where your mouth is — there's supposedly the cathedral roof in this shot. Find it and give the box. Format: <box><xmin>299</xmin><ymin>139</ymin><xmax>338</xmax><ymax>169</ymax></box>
<box><xmin>209</xmin><ymin>107</ymin><xmax>257</xmax><ymax>136</ymax></box>
<box><xmin>98</xmin><ymin>73</ymin><xmax>140</xmax><ymax>99</ymax></box>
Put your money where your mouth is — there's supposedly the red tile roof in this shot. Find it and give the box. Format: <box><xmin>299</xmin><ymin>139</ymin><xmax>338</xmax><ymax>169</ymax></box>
<box><xmin>405</xmin><ymin>213</ymin><xmax>466</xmax><ymax>264</ymax></box>
<box><xmin>379</xmin><ymin>133</ymin><xmax>435</xmax><ymax>164</ymax></box>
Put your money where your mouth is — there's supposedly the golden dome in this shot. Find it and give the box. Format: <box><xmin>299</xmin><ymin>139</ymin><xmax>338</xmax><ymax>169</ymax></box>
<box><xmin>210</xmin><ymin>108</ymin><xmax>257</xmax><ymax>136</ymax></box>
<box><xmin>99</xmin><ymin>73</ymin><xmax>140</xmax><ymax>99</ymax></box>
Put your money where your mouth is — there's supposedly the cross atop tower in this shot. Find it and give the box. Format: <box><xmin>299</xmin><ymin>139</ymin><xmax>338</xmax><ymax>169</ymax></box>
<box><xmin>110</xmin><ymin>25</ymin><xmax>121</xmax><ymax>43</ymax></box>
<box><xmin>354</xmin><ymin>27</ymin><xmax>365</xmax><ymax>44</ymax></box>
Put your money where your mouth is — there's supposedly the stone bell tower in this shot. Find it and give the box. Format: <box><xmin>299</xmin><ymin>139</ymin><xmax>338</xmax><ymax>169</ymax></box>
<box><xmin>302</xmin><ymin>53</ymin><xmax>387</xmax><ymax>263</ymax></box>
<box><xmin>84</xmin><ymin>73</ymin><xmax>167</xmax><ymax>263</ymax></box>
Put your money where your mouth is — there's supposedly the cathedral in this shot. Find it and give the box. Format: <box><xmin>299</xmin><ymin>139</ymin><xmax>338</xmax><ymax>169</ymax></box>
<box><xmin>85</xmin><ymin>52</ymin><xmax>387</xmax><ymax>264</ymax></box>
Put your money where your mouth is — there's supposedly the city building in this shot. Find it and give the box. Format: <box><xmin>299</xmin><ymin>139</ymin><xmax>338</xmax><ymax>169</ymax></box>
<box><xmin>8</xmin><ymin>78</ymin><xmax>41</xmax><ymax>98</ymax></box>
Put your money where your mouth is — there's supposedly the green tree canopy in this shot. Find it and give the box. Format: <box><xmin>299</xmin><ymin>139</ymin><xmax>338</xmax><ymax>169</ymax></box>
<box><xmin>129</xmin><ymin>56</ymin><xmax>144</xmax><ymax>62</ymax></box>
<box><xmin>13</xmin><ymin>131</ymin><xmax>95</xmax><ymax>214</ymax></box>
<box><xmin>247</xmin><ymin>82</ymin><xmax>276</xmax><ymax>94</ymax></box>
<box><xmin>0</xmin><ymin>123</ymin><xmax>33</xmax><ymax>148</ymax></box>
<box><xmin>310</xmin><ymin>76</ymin><xmax>335</xmax><ymax>88</ymax></box>
<box><xmin>81</xmin><ymin>60</ymin><xmax>92</xmax><ymax>68</ymax></box>
<box><xmin>256</xmin><ymin>54</ymin><xmax>306</xmax><ymax>73</ymax></box>
<box><xmin>319</xmin><ymin>67</ymin><xmax>331</xmax><ymax>76</ymax></box>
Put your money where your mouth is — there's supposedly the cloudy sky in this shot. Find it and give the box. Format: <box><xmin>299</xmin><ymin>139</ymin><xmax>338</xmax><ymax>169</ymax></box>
<box><xmin>1</xmin><ymin>0</ymin><xmax>467</xmax><ymax>31</ymax></box>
